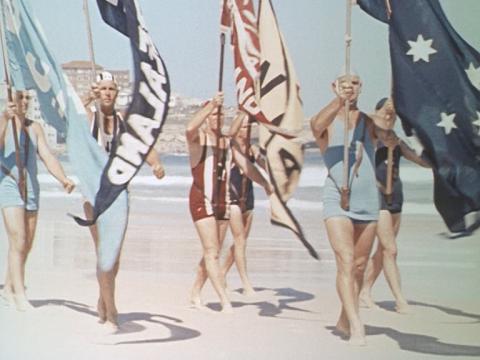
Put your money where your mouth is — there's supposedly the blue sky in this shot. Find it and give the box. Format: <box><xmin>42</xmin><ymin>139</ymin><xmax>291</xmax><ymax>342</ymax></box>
<box><xmin>24</xmin><ymin>0</ymin><xmax>480</xmax><ymax>116</ymax></box>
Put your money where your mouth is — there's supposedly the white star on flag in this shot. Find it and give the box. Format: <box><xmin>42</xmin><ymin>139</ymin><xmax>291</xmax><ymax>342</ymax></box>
<box><xmin>406</xmin><ymin>34</ymin><xmax>437</xmax><ymax>63</ymax></box>
<box><xmin>465</xmin><ymin>63</ymin><xmax>480</xmax><ymax>91</ymax></box>
<box><xmin>437</xmin><ymin>112</ymin><xmax>457</xmax><ymax>135</ymax></box>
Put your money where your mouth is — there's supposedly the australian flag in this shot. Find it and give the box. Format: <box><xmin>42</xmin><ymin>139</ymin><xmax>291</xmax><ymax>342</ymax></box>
<box><xmin>357</xmin><ymin>0</ymin><xmax>480</xmax><ymax>235</ymax></box>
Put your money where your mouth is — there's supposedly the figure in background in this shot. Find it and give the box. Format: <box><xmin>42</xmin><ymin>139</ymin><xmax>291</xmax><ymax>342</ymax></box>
<box><xmin>0</xmin><ymin>90</ymin><xmax>75</xmax><ymax>311</ymax></box>
<box><xmin>82</xmin><ymin>71</ymin><xmax>165</xmax><ymax>329</ymax></box>
<box><xmin>310</xmin><ymin>73</ymin><xmax>378</xmax><ymax>346</ymax></box>
<box><xmin>221</xmin><ymin>113</ymin><xmax>266</xmax><ymax>296</ymax></box>
<box><xmin>359</xmin><ymin>97</ymin><xmax>430</xmax><ymax>314</ymax></box>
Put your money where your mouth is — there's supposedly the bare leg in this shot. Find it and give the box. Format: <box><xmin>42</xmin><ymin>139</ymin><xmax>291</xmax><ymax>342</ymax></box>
<box><xmin>359</xmin><ymin>240</ymin><xmax>383</xmax><ymax>309</ymax></box>
<box><xmin>325</xmin><ymin>217</ymin><xmax>357</xmax><ymax>338</ymax></box>
<box><xmin>191</xmin><ymin>217</ymin><xmax>232</xmax><ymax>313</ymax></box>
<box><xmin>377</xmin><ymin>212</ymin><xmax>409</xmax><ymax>313</ymax></box>
<box><xmin>326</xmin><ymin>217</ymin><xmax>375</xmax><ymax>346</ymax></box>
<box><xmin>190</xmin><ymin>258</ymin><xmax>208</xmax><ymax>307</ymax></box>
<box><xmin>222</xmin><ymin>207</ymin><xmax>255</xmax><ymax>295</ymax></box>
<box><xmin>84</xmin><ymin>202</ymin><xmax>109</xmax><ymax>325</ymax></box>
<box><xmin>2</xmin><ymin>207</ymin><xmax>34</xmax><ymax>311</ymax></box>
<box><xmin>191</xmin><ymin>219</ymin><xmax>228</xmax><ymax>305</ymax></box>
<box><xmin>350</xmin><ymin>222</ymin><xmax>376</xmax><ymax>345</ymax></box>
<box><xmin>97</xmin><ymin>259</ymin><xmax>120</xmax><ymax>329</ymax></box>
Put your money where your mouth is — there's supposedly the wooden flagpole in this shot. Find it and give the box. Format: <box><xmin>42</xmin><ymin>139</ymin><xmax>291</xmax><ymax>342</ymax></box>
<box><xmin>83</xmin><ymin>0</ymin><xmax>105</xmax><ymax>143</ymax></box>
<box><xmin>341</xmin><ymin>0</ymin><xmax>353</xmax><ymax>211</ymax></box>
<box><xmin>240</xmin><ymin>116</ymin><xmax>252</xmax><ymax>213</ymax></box>
<box><xmin>385</xmin><ymin>144</ymin><xmax>393</xmax><ymax>205</ymax></box>
<box><xmin>213</xmin><ymin>31</ymin><xmax>226</xmax><ymax>219</ymax></box>
<box><xmin>0</xmin><ymin>2</ymin><xmax>27</xmax><ymax>202</ymax></box>
<box><xmin>381</xmin><ymin>0</ymin><xmax>393</xmax><ymax>203</ymax></box>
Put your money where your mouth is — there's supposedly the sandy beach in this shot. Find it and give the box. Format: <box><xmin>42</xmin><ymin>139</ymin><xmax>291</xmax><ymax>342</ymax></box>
<box><xmin>0</xmin><ymin>168</ymin><xmax>479</xmax><ymax>360</ymax></box>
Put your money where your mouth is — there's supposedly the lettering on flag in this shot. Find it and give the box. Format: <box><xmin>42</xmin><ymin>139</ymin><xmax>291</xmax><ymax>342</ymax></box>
<box><xmin>2</xmin><ymin>0</ymin><xmax>128</xmax><ymax>271</ymax></box>
<box><xmin>257</xmin><ymin>0</ymin><xmax>318</xmax><ymax>259</ymax></box>
<box><xmin>73</xmin><ymin>0</ymin><xmax>170</xmax><ymax>226</ymax></box>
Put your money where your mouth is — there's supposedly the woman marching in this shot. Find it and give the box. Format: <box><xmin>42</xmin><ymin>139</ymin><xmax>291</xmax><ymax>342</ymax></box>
<box><xmin>359</xmin><ymin>98</ymin><xmax>430</xmax><ymax>314</ymax></box>
<box><xmin>221</xmin><ymin>113</ymin><xmax>265</xmax><ymax>296</ymax></box>
<box><xmin>0</xmin><ymin>90</ymin><xmax>75</xmax><ymax>311</ymax></box>
<box><xmin>186</xmin><ymin>93</ymin><xmax>271</xmax><ymax>312</ymax></box>
<box><xmin>311</xmin><ymin>73</ymin><xmax>379</xmax><ymax>346</ymax></box>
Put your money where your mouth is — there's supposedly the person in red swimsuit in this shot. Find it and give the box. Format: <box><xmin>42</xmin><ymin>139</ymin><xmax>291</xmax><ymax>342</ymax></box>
<box><xmin>186</xmin><ymin>93</ymin><xmax>271</xmax><ymax>313</ymax></box>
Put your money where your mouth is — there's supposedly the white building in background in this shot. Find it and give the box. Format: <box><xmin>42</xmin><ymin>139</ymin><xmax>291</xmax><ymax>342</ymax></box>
<box><xmin>62</xmin><ymin>60</ymin><xmax>131</xmax><ymax>111</ymax></box>
<box><xmin>0</xmin><ymin>84</ymin><xmax>59</xmax><ymax>150</ymax></box>
<box><xmin>26</xmin><ymin>89</ymin><xmax>59</xmax><ymax>151</ymax></box>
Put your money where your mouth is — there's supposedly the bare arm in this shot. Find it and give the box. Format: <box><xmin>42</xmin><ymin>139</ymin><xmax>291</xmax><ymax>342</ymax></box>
<box><xmin>145</xmin><ymin>147</ymin><xmax>165</xmax><ymax>179</ymax></box>
<box><xmin>185</xmin><ymin>92</ymin><xmax>223</xmax><ymax>144</ymax></box>
<box><xmin>82</xmin><ymin>82</ymin><xmax>99</xmax><ymax>123</ymax></box>
<box><xmin>399</xmin><ymin>139</ymin><xmax>431</xmax><ymax>168</ymax></box>
<box><xmin>310</xmin><ymin>89</ymin><xmax>349</xmax><ymax>153</ymax></box>
<box><xmin>250</xmin><ymin>144</ymin><xmax>267</xmax><ymax>171</ymax></box>
<box><xmin>34</xmin><ymin>123</ymin><xmax>75</xmax><ymax>193</ymax></box>
<box><xmin>228</xmin><ymin>110</ymin><xmax>247</xmax><ymax>137</ymax></box>
<box><xmin>0</xmin><ymin>102</ymin><xmax>16</xmax><ymax>149</ymax></box>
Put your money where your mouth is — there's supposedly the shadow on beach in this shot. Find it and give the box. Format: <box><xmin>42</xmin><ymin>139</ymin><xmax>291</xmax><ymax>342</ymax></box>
<box><xmin>326</xmin><ymin>325</ymin><xmax>480</xmax><ymax>356</ymax></box>
<box><xmin>376</xmin><ymin>300</ymin><xmax>480</xmax><ymax>323</ymax></box>
<box><xmin>31</xmin><ymin>299</ymin><xmax>201</xmax><ymax>345</ymax></box>
<box><xmin>364</xmin><ymin>325</ymin><xmax>480</xmax><ymax>357</ymax></box>
<box><xmin>207</xmin><ymin>287</ymin><xmax>315</xmax><ymax>318</ymax></box>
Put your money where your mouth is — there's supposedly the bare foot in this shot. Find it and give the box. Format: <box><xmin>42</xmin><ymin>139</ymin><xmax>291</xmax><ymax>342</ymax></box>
<box><xmin>14</xmin><ymin>295</ymin><xmax>34</xmax><ymax>312</ymax></box>
<box><xmin>349</xmin><ymin>323</ymin><xmax>366</xmax><ymax>346</ymax></box>
<box><xmin>348</xmin><ymin>334</ymin><xmax>367</xmax><ymax>346</ymax></box>
<box><xmin>97</xmin><ymin>298</ymin><xmax>107</xmax><ymax>324</ymax></box>
<box><xmin>102</xmin><ymin>320</ymin><xmax>120</xmax><ymax>335</ymax></box>
<box><xmin>189</xmin><ymin>296</ymin><xmax>216</xmax><ymax>313</ymax></box>
<box><xmin>0</xmin><ymin>289</ymin><xmax>14</xmax><ymax>307</ymax></box>
<box><xmin>395</xmin><ymin>301</ymin><xmax>412</xmax><ymax>314</ymax></box>
<box><xmin>359</xmin><ymin>292</ymin><xmax>380</xmax><ymax>309</ymax></box>
<box><xmin>243</xmin><ymin>286</ymin><xmax>256</xmax><ymax>297</ymax></box>
<box><xmin>105</xmin><ymin>311</ymin><xmax>119</xmax><ymax>332</ymax></box>
<box><xmin>190</xmin><ymin>294</ymin><xmax>203</xmax><ymax>309</ymax></box>
<box><xmin>335</xmin><ymin>317</ymin><xmax>350</xmax><ymax>337</ymax></box>
<box><xmin>221</xmin><ymin>302</ymin><xmax>234</xmax><ymax>314</ymax></box>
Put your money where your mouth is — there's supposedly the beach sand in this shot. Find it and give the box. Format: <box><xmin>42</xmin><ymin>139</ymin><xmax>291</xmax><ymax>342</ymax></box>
<box><xmin>0</xmin><ymin>186</ymin><xmax>479</xmax><ymax>360</ymax></box>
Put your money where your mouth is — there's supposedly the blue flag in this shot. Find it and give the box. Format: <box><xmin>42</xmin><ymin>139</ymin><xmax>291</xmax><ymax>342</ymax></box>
<box><xmin>357</xmin><ymin>0</ymin><xmax>480</xmax><ymax>234</ymax></box>
<box><xmin>71</xmin><ymin>0</ymin><xmax>170</xmax><ymax>226</ymax></box>
<box><xmin>1</xmin><ymin>0</ymin><xmax>128</xmax><ymax>270</ymax></box>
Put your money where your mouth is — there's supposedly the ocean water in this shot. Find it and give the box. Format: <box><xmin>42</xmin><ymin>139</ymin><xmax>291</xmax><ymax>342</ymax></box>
<box><xmin>38</xmin><ymin>150</ymin><xmax>436</xmax><ymax>215</ymax></box>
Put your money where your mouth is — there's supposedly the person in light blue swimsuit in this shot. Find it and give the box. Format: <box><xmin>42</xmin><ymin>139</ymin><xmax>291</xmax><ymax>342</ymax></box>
<box><xmin>0</xmin><ymin>90</ymin><xmax>75</xmax><ymax>311</ymax></box>
<box><xmin>311</xmin><ymin>73</ymin><xmax>378</xmax><ymax>346</ymax></box>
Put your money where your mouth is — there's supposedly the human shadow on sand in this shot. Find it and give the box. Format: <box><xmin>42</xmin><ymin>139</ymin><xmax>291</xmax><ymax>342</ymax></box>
<box><xmin>207</xmin><ymin>287</ymin><xmax>314</xmax><ymax>318</ymax></box>
<box><xmin>326</xmin><ymin>325</ymin><xmax>480</xmax><ymax>356</ymax></box>
<box><xmin>376</xmin><ymin>300</ymin><xmax>480</xmax><ymax>323</ymax></box>
<box><xmin>32</xmin><ymin>299</ymin><xmax>201</xmax><ymax>345</ymax></box>
<box><xmin>367</xmin><ymin>325</ymin><xmax>480</xmax><ymax>356</ymax></box>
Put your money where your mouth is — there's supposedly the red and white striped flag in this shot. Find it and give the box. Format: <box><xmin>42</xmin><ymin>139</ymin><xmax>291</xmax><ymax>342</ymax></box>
<box><xmin>220</xmin><ymin>0</ymin><xmax>269</xmax><ymax>124</ymax></box>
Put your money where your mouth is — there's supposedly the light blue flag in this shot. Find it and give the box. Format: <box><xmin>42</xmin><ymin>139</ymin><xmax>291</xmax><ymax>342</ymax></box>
<box><xmin>1</xmin><ymin>0</ymin><xmax>128</xmax><ymax>271</ymax></box>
